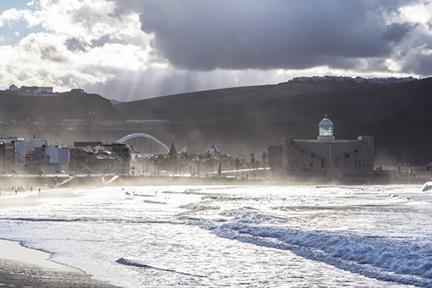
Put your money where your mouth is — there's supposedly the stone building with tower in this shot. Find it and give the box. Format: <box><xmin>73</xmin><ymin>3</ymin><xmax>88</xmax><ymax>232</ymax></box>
<box><xmin>268</xmin><ymin>116</ymin><xmax>375</xmax><ymax>179</ymax></box>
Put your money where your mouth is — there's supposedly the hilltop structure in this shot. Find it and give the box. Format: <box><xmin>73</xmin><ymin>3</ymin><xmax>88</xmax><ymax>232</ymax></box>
<box><xmin>268</xmin><ymin>115</ymin><xmax>374</xmax><ymax>179</ymax></box>
<box><xmin>5</xmin><ymin>84</ymin><xmax>86</xmax><ymax>96</ymax></box>
<box><xmin>289</xmin><ymin>76</ymin><xmax>416</xmax><ymax>85</ymax></box>
<box><xmin>8</xmin><ymin>84</ymin><xmax>53</xmax><ymax>96</ymax></box>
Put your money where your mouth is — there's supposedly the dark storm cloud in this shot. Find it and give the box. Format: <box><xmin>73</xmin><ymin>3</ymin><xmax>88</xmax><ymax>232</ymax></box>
<box><xmin>382</xmin><ymin>23</ymin><xmax>417</xmax><ymax>42</ymax></box>
<box><xmin>402</xmin><ymin>49</ymin><xmax>432</xmax><ymax>75</ymax></box>
<box><xmin>118</xmin><ymin>0</ymin><xmax>418</xmax><ymax>70</ymax></box>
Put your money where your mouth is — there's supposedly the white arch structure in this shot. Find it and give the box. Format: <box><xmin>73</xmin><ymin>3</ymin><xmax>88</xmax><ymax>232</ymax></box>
<box><xmin>115</xmin><ymin>133</ymin><xmax>169</xmax><ymax>154</ymax></box>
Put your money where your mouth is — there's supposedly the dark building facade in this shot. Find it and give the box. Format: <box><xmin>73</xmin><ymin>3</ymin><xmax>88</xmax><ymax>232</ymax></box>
<box><xmin>0</xmin><ymin>141</ymin><xmax>16</xmax><ymax>173</ymax></box>
<box><xmin>69</xmin><ymin>142</ymin><xmax>131</xmax><ymax>174</ymax></box>
<box><xmin>268</xmin><ymin>116</ymin><xmax>374</xmax><ymax>179</ymax></box>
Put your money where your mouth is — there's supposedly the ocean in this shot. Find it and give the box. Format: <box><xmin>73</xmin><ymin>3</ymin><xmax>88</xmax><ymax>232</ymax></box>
<box><xmin>0</xmin><ymin>185</ymin><xmax>431</xmax><ymax>287</ymax></box>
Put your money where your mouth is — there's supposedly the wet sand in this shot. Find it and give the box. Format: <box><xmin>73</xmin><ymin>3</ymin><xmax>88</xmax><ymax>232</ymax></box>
<box><xmin>0</xmin><ymin>187</ymin><xmax>82</xmax><ymax>209</ymax></box>
<box><xmin>0</xmin><ymin>191</ymin><xmax>120</xmax><ymax>288</ymax></box>
<box><xmin>0</xmin><ymin>258</ymin><xmax>119</xmax><ymax>287</ymax></box>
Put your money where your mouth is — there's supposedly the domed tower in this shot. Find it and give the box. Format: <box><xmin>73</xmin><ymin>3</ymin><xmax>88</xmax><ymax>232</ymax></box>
<box><xmin>318</xmin><ymin>114</ymin><xmax>335</xmax><ymax>141</ymax></box>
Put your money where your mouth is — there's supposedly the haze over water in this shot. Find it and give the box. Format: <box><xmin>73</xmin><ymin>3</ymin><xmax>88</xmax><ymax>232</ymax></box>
<box><xmin>0</xmin><ymin>185</ymin><xmax>430</xmax><ymax>287</ymax></box>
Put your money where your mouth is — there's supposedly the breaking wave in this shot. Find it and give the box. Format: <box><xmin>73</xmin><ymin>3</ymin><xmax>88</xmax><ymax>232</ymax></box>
<box><xmin>188</xmin><ymin>212</ymin><xmax>432</xmax><ymax>287</ymax></box>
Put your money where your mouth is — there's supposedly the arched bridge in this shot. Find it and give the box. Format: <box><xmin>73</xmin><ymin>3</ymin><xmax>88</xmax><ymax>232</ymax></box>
<box><xmin>115</xmin><ymin>133</ymin><xmax>169</xmax><ymax>155</ymax></box>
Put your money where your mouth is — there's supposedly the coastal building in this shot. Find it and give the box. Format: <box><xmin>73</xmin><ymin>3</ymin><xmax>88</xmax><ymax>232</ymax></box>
<box><xmin>69</xmin><ymin>147</ymin><xmax>111</xmax><ymax>174</ymax></box>
<box><xmin>205</xmin><ymin>145</ymin><xmax>221</xmax><ymax>157</ymax></box>
<box><xmin>111</xmin><ymin>143</ymin><xmax>132</xmax><ymax>174</ymax></box>
<box><xmin>24</xmin><ymin>146</ymin><xmax>45</xmax><ymax>173</ymax></box>
<box><xmin>69</xmin><ymin>142</ymin><xmax>131</xmax><ymax>175</ymax></box>
<box><xmin>0</xmin><ymin>137</ymin><xmax>70</xmax><ymax>173</ymax></box>
<box><xmin>44</xmin><ymin>145</ymin><xmax>70</xmax><ymax>172</ymax></box>
<box><xmin>0</xmin><ymin>137</ymin><xmax>26</xmax><ymax>171</ymax></box>
<box><xmin>24</xmin><ymin>141</ymin><xmax>70</xmax><ymax>173</ymax></box>
<box><xmin>0</xmin><ymin>140</ymin><xmax>16</xmax><ymax>173</ymax></box>
<box><xmin>268</xmin><ymin>115</ymin><xmax>374</xmax><ymax>179</ymax></box>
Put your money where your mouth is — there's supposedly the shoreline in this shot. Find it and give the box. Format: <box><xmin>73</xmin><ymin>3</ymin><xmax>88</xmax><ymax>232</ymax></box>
<box><xmin>0</xmin><ymin>239</ymin><xmax>80</xmax><ymax>273</ymax></box>
<box><xmin>0</xmin><ymin>180</ymin><xmax>425</xmax><ymax>287</ymax></box>
<box><xmin>0</xmin><ymin>190</ymin><xmax>121</xmax><ymax>288</ymax></box>
<box><xmin>0</xmin><ymin>174</ymin><xmax>428</xmax><ymax>190</ymax></box>
<box><xmin>0</xmin><ymin>239</ymin><xmax>120</xmax><ymax>288</ymax></box>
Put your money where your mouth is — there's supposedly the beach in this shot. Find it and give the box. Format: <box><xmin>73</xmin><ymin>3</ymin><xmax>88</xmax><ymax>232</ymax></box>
<box><xmin>0</xmin><ymin>189</ymin><xmax>119</xmax><ymax>288</ymax></box>
<box><xmin>0</xmin><ymin>258</ymin><xmax>118</xmax><ymax>287</ymax></box>
<box><xmin>0</xmin><ymin>184</ymin><xmax>429</xmax><ymax>287</ymax></box>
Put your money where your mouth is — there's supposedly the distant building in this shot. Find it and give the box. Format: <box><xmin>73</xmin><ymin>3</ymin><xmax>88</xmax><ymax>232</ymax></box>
<box><xmin>23</xmin><ymin>139</ymin><xmax>70</xmax><ymax>173</ymax></box>
<box><xmin>0</xmin><ymin>137</ymin><xmax>26</xmax><ymax>171</ymax></box>
<box><xmin>8</xmin><ymin>85</ymin><xmax>54</xmax><ymax>96</ymax></box>
<box><xmin>24</xmin><ymin>146</ymin><xmax>45</xmax><ymax>173</ymax></box>
<box><xmin>73</xmin><ymin>141</ymin><xmax>103</xmax><ymax>148</ymax></box>
<box><xmin>68</xmin><ymin>147</ymin><xmax>111</xmax><ymax>174</ymax></box>
<box><xmin>70</xmin><ymin>88</ymin><xmax>85</xmax><ymax>94</ymax></box>
<box><xmin>69</xmin><ymin>142</ymin><xmax>131</xmax><ymax>175</ymax></box>
<box><xmin>0</xmin><ymin>140</ymin><xmax>16</xmax><ymax>173</ymax></box>
<box><xmin>268</xmin><ymin>115</ymin><xmax>374</xmax><ymax>179</ymax></box>
<box><xmin>0</xmin><ymin>137</ymin><xmax>69</xmax><ymax>173</ymax></box>
<box><xmin>111</xmin><ymin>143</ymin><xmax>132</xmax><ymax>174</ymax></box>
<box><xmin>205</xmin><ymin>145</ymin><xmax>221</xmax><ymax>157</ymax></box>
<box><xmin>21</xmin><ymin>86</ymin><xmax>53</xmax><ymax>96</ymax></box>
<box><xmin>45</xmin><ymin>145</ymin><xmax>70</xmax><ymax>171</ymax></box>
<box><xmin>8</xmin><ymin>84</ymin><xmax>19</xmax><ymax>91</ymax></box>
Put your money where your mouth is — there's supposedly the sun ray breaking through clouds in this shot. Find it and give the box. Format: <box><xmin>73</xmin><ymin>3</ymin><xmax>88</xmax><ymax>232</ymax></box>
<box><xmin>0</xmin><ymin>0</ymin><xmax>430</xmax><ymax>100</ymax></box>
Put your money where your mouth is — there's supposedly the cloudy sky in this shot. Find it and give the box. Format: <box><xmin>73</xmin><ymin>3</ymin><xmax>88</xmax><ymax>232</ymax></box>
<box><xmin>0</xmin><ymin>0</ymin><xmax>431</xmax><ymax>100</ymax></box>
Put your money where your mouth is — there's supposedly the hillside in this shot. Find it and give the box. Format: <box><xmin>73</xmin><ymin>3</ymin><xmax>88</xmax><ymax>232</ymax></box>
<box><xmin>116</xmin><ymin>78</ymin><xmax>432</xmax><ymax>164</ymax></box>
<box><xmin>0</xmin><ymin>90</ymin><xmax>118</xmax><ymax>121</ymax></box>
<box><xmin>0</xmin><ymin>78</ymin><xmax>431</xmax><ymax>164</ymax></box>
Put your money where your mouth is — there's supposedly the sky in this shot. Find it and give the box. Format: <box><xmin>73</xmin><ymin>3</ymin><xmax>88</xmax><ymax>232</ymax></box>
<box><xmin>0</xmin><ymin>0</ymin><xmax>431</xmax><ymax>101</ymax></box>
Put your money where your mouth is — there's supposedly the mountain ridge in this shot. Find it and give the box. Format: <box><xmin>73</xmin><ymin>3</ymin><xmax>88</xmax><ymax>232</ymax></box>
<box><xmin>0</xmin><ymin>77</ymin><xmax>431</xmax><ymax>164</ymax></box>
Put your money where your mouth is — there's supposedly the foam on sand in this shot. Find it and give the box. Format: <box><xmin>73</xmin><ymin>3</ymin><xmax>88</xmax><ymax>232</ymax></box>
<box><xmin>0</xmin><ymin>239</ymin><xmax>81</xmax><ymax>273</ymax></box>
<box><xmin>116</xmin><ymin>257</ymin><xmax>207</xmax><ymax>278</ymax></box>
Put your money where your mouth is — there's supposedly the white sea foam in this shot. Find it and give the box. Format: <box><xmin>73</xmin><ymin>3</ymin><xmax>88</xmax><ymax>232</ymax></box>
<box><xmin>204</xmin><ymin>218</ymin><xmax>432</xmax><ymax>287</ymax></box>
<box><xmin>0</xmin><ymin>185</ymin><xmax>428</xmax><ymax>287</ymax></box>
<box><xmin>116</xmin><ymin>257</ymin><xmax>207</xmax><ymax>278</ymax></box>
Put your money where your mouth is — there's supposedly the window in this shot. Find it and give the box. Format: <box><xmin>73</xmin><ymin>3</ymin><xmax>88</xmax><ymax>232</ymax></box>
<box><xmin>319</xmin><ymin>126</ymin><xmax>333</xmax><ymax>137</ymax></box>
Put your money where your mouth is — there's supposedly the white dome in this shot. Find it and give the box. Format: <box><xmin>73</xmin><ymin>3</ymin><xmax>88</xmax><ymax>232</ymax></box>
<box><xmin>319</xmin><ymin>117</ymin><xmax>334</xmax><ymax>126</ymax></box>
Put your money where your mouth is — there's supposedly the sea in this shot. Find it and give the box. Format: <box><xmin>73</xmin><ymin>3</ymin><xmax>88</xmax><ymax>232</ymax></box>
<box><xmin>0</xmin><ymin>184</ymin><xmax>431</xmax><ymax>288</ymax></box>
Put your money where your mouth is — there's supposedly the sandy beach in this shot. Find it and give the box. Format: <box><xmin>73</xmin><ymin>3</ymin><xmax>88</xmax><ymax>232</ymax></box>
<box><xmin>0</xmin><ymin>189</ymin><xmax>120</xmax><ymax>288</ymax></box>
<box><xmin>0</xmin><ymin>257</ymin><xmax>119</xmax><ymax>287</ymax></box>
